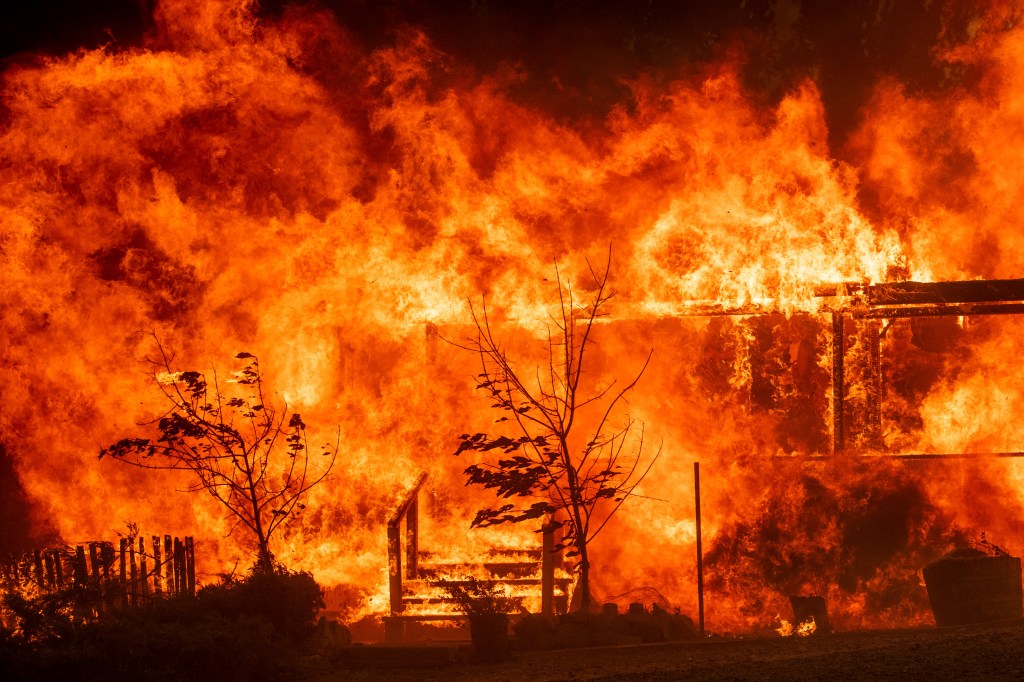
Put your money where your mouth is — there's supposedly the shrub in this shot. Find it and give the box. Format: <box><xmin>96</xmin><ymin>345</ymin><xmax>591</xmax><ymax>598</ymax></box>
<box><xmin>0</xmin><ymin>567</ymin><xmax>326</xmax><ymax>680</ymax></box>
<box><xmin>198</xmin><ymin>567</ymin><xmax>325</xmax><ymax>642</ymax></box>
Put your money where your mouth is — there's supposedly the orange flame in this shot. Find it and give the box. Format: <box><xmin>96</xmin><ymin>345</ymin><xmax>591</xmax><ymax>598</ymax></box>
<box><xmin>3</xmin><ymin>0</ymin><xmax>1024</xmax><ymax>632</ymax></box>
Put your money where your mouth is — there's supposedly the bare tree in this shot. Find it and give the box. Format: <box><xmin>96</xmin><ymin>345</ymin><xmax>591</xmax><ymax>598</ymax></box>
<box><xmin>101</xmin><ymin>340</ymin><xmax>338</xmax><ymax>572</ymax></box>
<box><xmin>453</xmin><ymin>249</ymin><xmax>659</xmax><ymax>612</ymax></box>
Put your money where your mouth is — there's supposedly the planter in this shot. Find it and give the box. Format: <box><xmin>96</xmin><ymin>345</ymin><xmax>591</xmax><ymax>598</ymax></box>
<box><xmin>923</xmin><ymin>549</ymin><xmax>1022</xmax><ymax>627</ymax></box>
<box><xmin>469</xmin><ymin>613</ymin><xmax>510</xmax><ymax>662</ymax></box>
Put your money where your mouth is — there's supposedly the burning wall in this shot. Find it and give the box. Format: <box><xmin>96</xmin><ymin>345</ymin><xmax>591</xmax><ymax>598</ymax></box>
<box><xmin>3</xmin><ymin>0</ymin><xmax>1024</xmax><ymax>630</ymax></box>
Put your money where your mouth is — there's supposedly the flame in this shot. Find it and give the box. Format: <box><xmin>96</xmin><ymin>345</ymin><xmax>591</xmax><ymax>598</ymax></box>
<box><xmin>774</xmin><ymin>616</ymin><xmax>816</xmax><ymax>637</ymax></box>
<box><xmin>3</xmin><ymin>0</ymin><xmax>1024</xmax><ymax>633</ymax></box>
<box><xmin>775</xmin><ymin>617</ymin><xmax>794</xmax><ymax>637</ymax></box>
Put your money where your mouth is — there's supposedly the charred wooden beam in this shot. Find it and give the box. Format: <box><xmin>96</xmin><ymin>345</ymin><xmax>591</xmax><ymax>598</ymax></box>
<box><xmin>387</xmin><ymin>472</ymin><xmax>429</xmax><ymax>528</ymax></box>
<box><xmin>771</xmin><ymin>451</ymin><xmax>1024</xmax><ymax>460</ymax></box>
<box><xmin>405</xmin><ymin>495</ymin><xmax>419</xmax><ymax>580</ymax></box>
<box><xmin>855</xmin><ymin>302</ymin><xmax>1024</xmax><ymax>318</ymax></box>
<box><xmin>866</xmin><ymin>278</ymin><xmax>1024</xmax><ymax>306</ymax></box>
<box><xmin>163</xmin><ymin>536</ymin><xmax>173</xmax><ymax>594</ymax></box>
<box><xmin>118</xmin><ymin>539</ymin><xmax>127</xmax><ymax>606</ymax></box>
<box><xmin>44</xmin><ymin>550</ymin><xmax>56</xmax><ymax>590</ymax></box>
<box><xmin>387</xmin><ymin>525</ymin><xmax>402</xmax><ymax>612</ymax></box>
<box><xmin>185</xmin><ymin>536</ymin><xmax>196</xmax><ymax>596</ymax></box>
<box><xmin>866</xmin><ymin>321</ymin><xmax>882</xmax><ymax>448</ymax></box>
<box><xmin>129</xmin><ymin>538</ymin><xmax>138</xmax><ymax>604</ymax></box>
<box><xmin>138</xmin><ymin>537</ymin><xmax>149</xmax><ymax>597</ymax></box>
<box><xmin>865</xmin><ymin>452</ymin><xmax>1024</xmax><ymax>459</ymax></box>
<box><xmin>53</xmin><ymin>549</ymin><xmax>64</xmax><ymax>587</ymax></box>
<box><xmin>831</xmin><ymin>313</ymin><xmax>845</xmax><ymax>455</ymax></box>
<box><xmin>152</xmin><ymin>536</ymin><xmax>162</xmax><ymax>595</ymax></box>
<box><xmin>33</xmin><ymin>549</ymin><xmax>44</xmax><ymax>589</ymax></box>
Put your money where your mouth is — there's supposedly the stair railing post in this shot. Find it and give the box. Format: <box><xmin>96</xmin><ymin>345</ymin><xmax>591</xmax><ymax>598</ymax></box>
<box><xmin>541</xmin><ymin>514</ymin><xmax>554</xmax><ymax>616</ymax></box>
<box><xmin>387</xmin><ymin>523</ymin><xmax>403</xmax><ymax>616</ymax></box>
<box><xmin>405</xmin><ymin>494</ymin><xmax>419</xmax><ymax>580</ymax></box>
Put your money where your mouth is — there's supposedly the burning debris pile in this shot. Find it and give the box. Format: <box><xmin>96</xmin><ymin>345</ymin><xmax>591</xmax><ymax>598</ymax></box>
<box><xmin>2</xmin><ymin>0</ymin><xmax>1024</xmax><ymax>637</ymax></box>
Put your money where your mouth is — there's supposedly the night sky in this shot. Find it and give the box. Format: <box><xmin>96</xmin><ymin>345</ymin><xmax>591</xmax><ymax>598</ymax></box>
<box><xmin>0</xmin><ymin>1</ymin><xmax>978</xmax><ymax>148</ymax></box>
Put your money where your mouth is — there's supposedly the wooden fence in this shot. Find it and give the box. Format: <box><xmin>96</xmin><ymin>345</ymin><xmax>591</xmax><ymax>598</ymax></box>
<box><xmin>1</xmin><ymin>535</ymin><xmax>196</xmax><ymax>612</ymax></box>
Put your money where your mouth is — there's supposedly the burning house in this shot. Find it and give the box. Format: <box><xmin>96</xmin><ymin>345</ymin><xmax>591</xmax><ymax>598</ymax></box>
<box><xmin>3</xmin><ymin>0</ymin><xmax>1024</xmax><ymax>641</ymax></box>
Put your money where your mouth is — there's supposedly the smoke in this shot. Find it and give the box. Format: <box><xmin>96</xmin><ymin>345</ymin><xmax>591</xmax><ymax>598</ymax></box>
<box><xmin>704</xmin><ymin>461</ymin><xmax>967</xmax><ymax>629</ymax></box>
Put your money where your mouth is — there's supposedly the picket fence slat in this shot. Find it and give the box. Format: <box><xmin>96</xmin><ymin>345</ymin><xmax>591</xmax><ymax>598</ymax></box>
<box><xmin>0</xmin><ymin>535</ymin><xmax>197</xmax><ymax>614</ymax></box>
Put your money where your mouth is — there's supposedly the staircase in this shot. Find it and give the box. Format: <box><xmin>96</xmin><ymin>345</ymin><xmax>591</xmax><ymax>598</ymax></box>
<box><xmin>383</xmin><ymin>472</ymin><xmax>573</xmax><ymax>642</ymax></box>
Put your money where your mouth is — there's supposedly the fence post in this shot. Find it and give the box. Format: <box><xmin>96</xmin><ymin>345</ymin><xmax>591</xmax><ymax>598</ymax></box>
<box><xmin>88</xmin><ymin>543</ymin><xmax>102</xmax><ymax>615</ymax></box>
<box><xmin>73</xmin><ymin>546</ymin><xmax>88</xmax><ymax>587</ymax></box>
<box><xmin>139</xmin><ymin>538</ymin><xmax>149</xmax><ymax>597</ymax></box>
<box><xmin>44</xmin><ymin>551</ymin><xmax>56</xmax><ymax>590</ymax></box>
<box><xmin>173</xmin><ymin>538</ymin><xmax>184</xmax><ymax>595</ymax></box>
<box><xmin>164</xmin><ymin>536</ymin><xmax>173</xmax><ymax>594</ymax></box>
<box><xmin>53</xmin><ymin>549</ymin><xmax>64</xmax><ymax>588</ymax></box>
<box><xmin>185</xmin><ymin>537</ymin><xmax>195</xmax><ymax>595</ymax></box>
<box><xmin>32</xmin><ymin>549</ymin><xmax>44</xmax><ymax>590</ymax></box>
<box><xmin>152</xmin><ymin>536</ymin><xmax>162</xmax><ymax>595</ymax></box>
<box><xmin>119</xmin><ymin>539</ymin><xmax>128</xmax><ymax>608</ymax></box>
<box><xmin>129</xmin><ymin>539</ymin><xmax>138</xmax><ymax>605</ymax></box>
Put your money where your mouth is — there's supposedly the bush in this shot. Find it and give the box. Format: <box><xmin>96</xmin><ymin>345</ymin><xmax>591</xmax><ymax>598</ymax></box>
<box><xmin>198</xmin><ymin>567</ymin><xmax>325</xmax><ymax>642</ymax></box>
<box><xmin>0</xmin><ymin>567</ymin><xmax>326</xmax><ymax>680</ymax></box>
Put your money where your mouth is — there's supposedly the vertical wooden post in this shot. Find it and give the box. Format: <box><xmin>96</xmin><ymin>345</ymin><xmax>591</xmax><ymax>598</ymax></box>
<box><xmin>694</xmin><ymin>462</ymin><xmax>705</xmax><ymax>637</ymax></box>
<box><xmin>129</xmin><ymin>539</ymin><xmax>138</xmax><ymax>605</ymax></box>
<box><xmin>101</xmin><ymin>543</ymin><xmax>115</xmax><ymax>610</ymax></box>
<box><xmin>867</xmin><ymin>321</ymin><xmax>883</xmax><ymax>448</ymax></box>
<box><xmin>405</xmin><ymin>496</ymin><xmax>419</xmax><ymax>579</ymax></box>
<box><xmin>88</xmin><ymin>544</ymin><xmax>101</xmax><ymax>585</ymax></box>
<box><xmin>164</xmin><ymin>535</ymin><xmax>173</xmax><ymax>594</ymax></box>
<box><xmin>152</xmin><ymin>536</ymin><xmax>163</xmax><ymax>595</ymax></box>
<box><xmin>386</xmin><ymin>524</ymin><xmax>404</xmax><ymax>644</ymax></box>
<box><xmin>119</xmin><ymin>539</ymin><xmax>127</xmax><ymax>607</ymax></box>
<box><xmin>185</xmin><ymin>537</ymin><xmax>195</xmax><ymax>595</ymax></box>
<box><xmin>88</xmin><ymin>543</ymin><xmax>102</xmax><ymax>615</ymax></box>
<box><xmin>387</xmin><ymin>525</ymin><xmax>402</xmax><ymax>614</ymax></box>
<box><xmin>831</xmin><ymin>313</ymin><xmax>846</xmax><ymax>455</ymax></box>
<box><xmin>74</xmin><ymin>546</ymin><xmax>88</xmax><ymax>587</ymax></box>
<box><xmin>139</xmin><ymin>538</ymin><xmax>149</xmax><ymax>597</ymax></box>
<box><xmin>53</xmin><ymin>550</ymin><xmax>64</xmax><ymax>588</ymax></box>
<box><xmin>32</xmin><ymin>549</ymin><xmax>44</xmax><ymax>590</ymax></box>
<box><xmin>174</xmin><ymin>538</ymin><xmax>185</xmax><ymax>595</ymax></box>
<box><xmin>44</xmin><ymin>551</ymin><xmax>56</xmax><ymax>590</ymax></box>
<box><xmin>541</xmin><ymin>515</ymin><xmax>554</xmax><ymax>616</ymax></box>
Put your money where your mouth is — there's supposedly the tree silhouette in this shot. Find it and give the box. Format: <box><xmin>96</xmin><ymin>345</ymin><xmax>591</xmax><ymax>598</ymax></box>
<box><xmin>454</xmin><ymin>249</ymin><xmax>659</xmax><ymax>612</ymax></box>
<box><xmin>101</xmin><ymin>340</ymin><xmax>338</xmax><ymax>572</ymax></box>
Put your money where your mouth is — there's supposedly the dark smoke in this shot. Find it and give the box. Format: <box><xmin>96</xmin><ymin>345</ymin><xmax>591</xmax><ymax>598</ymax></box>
<box><xmin>704</xmin><ymin>460</ymin><xmax>968</xmax><ymax>627</ymax></box>
<box><xmin>3</xmin><ymin>1</ymin><xmax>981</xmax><ymax>148</ymax></box>
<box><xmin>0</xmin><ymin>443</ymin><xmax>60</xmax><ymax>555</ymax></box>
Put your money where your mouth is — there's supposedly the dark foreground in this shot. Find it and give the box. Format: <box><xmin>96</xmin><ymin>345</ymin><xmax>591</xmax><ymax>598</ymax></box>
<box><xmin>319</xmin><ymin>619</ymin><xmax>1024</xmax><ymax>682</ymax></box>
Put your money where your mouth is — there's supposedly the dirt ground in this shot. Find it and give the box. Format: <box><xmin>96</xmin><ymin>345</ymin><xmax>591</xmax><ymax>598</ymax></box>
<box><xmin>316</xmin><ymin>619</ymin><xmax>1024</xmax><ymax>682</ymax></box>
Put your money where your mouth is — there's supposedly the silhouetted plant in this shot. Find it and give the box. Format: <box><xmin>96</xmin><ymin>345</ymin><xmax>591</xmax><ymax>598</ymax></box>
<box><xmin>100</xmin><ymin>339</ymin><xmax>338</xmax><ymax>572</ymax></box>
<box><xmin>453</xmin><ymin>249</ymin><xmax>659</xmax><ymax>612</ymax></box>
<box><xmin>437</xmin><ymin>577</ymin><xmax>517</xmax><ymax>617</ymax></box>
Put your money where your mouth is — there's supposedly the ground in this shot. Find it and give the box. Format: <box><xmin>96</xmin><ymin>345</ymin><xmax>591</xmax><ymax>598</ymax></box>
<box><xmin>316</xmin><ymin>619</ymin><xmax>1024</xmax><ymax>681</ymax></box>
